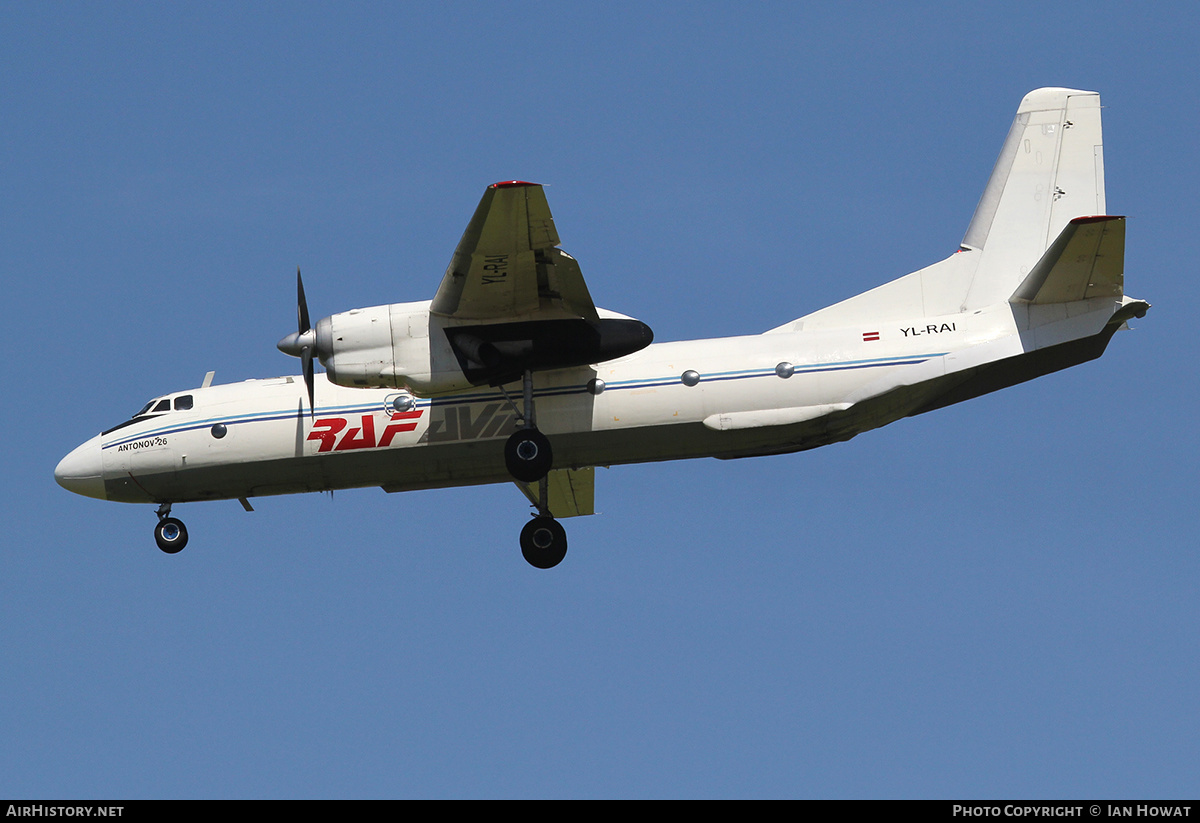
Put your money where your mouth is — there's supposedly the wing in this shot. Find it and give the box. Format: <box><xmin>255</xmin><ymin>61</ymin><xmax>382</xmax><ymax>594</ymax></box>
<box><xmin>430</xmin><ymin>181</ymin><xmax>599</xmax><ymax>323</ymax></box>
<box><xmin>514</xmin><ymin>467</ymin><xmax>595</xmax><ymax>519</ymax></box>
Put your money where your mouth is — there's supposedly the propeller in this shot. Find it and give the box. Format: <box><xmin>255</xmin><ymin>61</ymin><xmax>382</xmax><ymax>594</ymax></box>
<box><xmin>277</xmin><ymin>267</ymin><xmax>318</xmax><ymax>416</ymax></box>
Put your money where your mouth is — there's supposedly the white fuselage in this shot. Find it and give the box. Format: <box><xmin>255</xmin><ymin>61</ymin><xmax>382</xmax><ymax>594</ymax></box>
<box><xmin>54</xmin><ymin>294</ymin><xmax>1129</xmax><ymax>507</ymax></box>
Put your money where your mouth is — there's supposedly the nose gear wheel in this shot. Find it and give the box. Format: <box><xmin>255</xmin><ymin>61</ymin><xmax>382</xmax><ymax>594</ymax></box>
<box><xmin>153</xmin><ymin>504</ymin><xmax>188</xmax><ymax>554</ymax></box>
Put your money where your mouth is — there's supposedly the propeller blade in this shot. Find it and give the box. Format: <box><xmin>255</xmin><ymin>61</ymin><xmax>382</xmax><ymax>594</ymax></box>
<box><xmin>283</xmin><ymin>267</ymin><xmax>318</xmax><ymax>417</ymax></box>
<box><xmin>297</xmin><ymin>267</ymin><xmax>311</xmax><ymax>334</ymax></box>
<box><xmin>301</xmin><ymin>346</ymin><xmax>315</xmax><ymax>417</ymax></box>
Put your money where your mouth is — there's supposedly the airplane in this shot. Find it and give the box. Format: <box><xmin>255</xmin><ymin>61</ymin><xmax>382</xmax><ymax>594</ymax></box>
<box><xmin>55</xmin><ymin>87</ymin><xmax>1148</xmax><ymax>569</ymax></box>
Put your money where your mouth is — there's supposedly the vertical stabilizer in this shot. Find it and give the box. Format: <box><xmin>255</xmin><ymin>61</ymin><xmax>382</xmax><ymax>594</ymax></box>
<box><xmin>771</xmin><ymin>88</ymin><xmax>1109</xmax><ymax>334</ymax></box>
<box><xmin>960</xmin><ymin>88</ymin><xmax>1106</xmax><ymax>309</ymax></box>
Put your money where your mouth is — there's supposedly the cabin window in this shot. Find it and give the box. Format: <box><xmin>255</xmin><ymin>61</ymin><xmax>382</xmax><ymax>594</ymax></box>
<box><xmin>389</xmin><ymin>393</ymin><xmax>416</xmax><ymax>413</ymax></box>
<box><xmin>174</xmin><ymin>395</ymin><xmax>193</xmax><ymax>411</ymax></box>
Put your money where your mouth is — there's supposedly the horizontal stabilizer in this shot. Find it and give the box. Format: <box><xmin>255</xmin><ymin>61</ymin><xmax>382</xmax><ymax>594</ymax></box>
<box><xmin>514</xmin><ymin>467</ymin><xmax>595</xmax><ymax>518</ymax></box>
<box><xmin>1010</xmin><ymin>215</ymin><xmax>1125</xmax><ymax>304</ymax></box>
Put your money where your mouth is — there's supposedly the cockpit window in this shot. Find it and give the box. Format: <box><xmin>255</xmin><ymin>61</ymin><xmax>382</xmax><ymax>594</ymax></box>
<box><xmin>109</xmin><ymin>399</ymin><xmax>168</xmax><ymax>435</ymax></box>
<box><xmin>130</xmin><ymin>395</ymin><xmax>189</xmax><ymax>420</ymax></box>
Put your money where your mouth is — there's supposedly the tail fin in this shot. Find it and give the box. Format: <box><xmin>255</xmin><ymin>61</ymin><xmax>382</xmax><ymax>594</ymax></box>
<box><xmin>960</xmin><ymin>87</ymin><xmax>1107</xmax><ymax>308</ymax></box>
<box><xmin>773</xmin><ymin>88</ymin><xmax>1108</xmax><ymax>333</ymax></box>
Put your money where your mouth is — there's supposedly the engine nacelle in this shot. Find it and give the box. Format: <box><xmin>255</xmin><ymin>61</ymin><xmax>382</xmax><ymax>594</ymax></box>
<box><xmin>318</xmin><ymin>301</ymin><xmax>475</xmax><ymax>395</ymax></box>
<box><xmin>317</xmin><ymin>299</ymin><xmax>654</xmax><ymax>396</ymax></box>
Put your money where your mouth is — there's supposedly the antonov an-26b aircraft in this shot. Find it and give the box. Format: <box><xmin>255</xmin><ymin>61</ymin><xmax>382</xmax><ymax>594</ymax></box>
<box><xmin>56</xmin><ymin>88</ymin><xmax>1147</xmax><ymax>568</ymax></box>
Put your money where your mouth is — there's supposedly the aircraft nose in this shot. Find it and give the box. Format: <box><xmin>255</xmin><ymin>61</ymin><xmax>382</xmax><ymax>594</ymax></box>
<box><xmin>54</xmin><ymin>437</ymin><xmax>106</xmax><ymax>500</ymax></box>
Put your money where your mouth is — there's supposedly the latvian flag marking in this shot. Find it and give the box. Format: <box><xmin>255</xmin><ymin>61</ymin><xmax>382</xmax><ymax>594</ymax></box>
<box><xmin>862</xmin><ymin>331</ymin><xmax>880</xmax><ymax>342</ymax></box>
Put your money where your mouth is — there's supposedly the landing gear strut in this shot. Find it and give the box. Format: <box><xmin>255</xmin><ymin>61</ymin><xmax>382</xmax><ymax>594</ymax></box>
<box><xmin>504</xmin><ymin>369</ymin><xmax>554</xmax><ymax>483</ymax></box>
<box><xmin>505</xmin><ymin>370</ymin><xmax>567</xmax><ymax>568</ymax></box>
<box><xmin>153</xmin><ymin>503</ymin><xmax>188</xmax><ymax>554</ymax></box>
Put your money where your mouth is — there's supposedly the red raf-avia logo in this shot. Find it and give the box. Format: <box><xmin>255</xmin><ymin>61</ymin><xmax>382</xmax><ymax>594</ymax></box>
<box><xmin>307</xmin><ymin>410</ymin><xmax>424</xmax><ymax>453</ymax></box>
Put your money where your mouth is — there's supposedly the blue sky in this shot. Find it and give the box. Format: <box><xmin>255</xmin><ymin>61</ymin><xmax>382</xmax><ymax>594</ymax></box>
<box><xmin>3</xmin><ymin>2</ymin><xmax>1198</xmax><ymax>798</ymax></box>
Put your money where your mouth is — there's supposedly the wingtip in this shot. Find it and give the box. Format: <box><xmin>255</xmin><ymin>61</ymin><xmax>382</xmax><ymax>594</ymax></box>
<box><xmin>490</xmin><ymin>180</ymin><xmax>539</xmax><ymax>189</ymax></box>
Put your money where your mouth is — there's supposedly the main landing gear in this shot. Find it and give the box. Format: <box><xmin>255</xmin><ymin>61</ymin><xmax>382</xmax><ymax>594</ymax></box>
<box><xmin>520</xmin><ymin>516</ymin><xmax>567</xmax><ymax>569</ymax></box>
<box><xmin>153</xmin><ymin>502</ymin><xmax>188</xmax><ymax>554</ymax></box>
<box><xmin>506</xmin><ymin>370</ymin><xmax>567</xmax><ymax>569</ymax></box>
<box><xmin>505</xmin><ymin>428</ymin><xmax>552</xmax><ymax>483</ymax></box>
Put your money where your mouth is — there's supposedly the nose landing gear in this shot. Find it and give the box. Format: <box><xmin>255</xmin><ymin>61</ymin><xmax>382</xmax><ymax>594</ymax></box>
<box><xmin>153</xmin><ymin>503</ymin><xmax>188</xmax><ymax>554</ymax></box>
